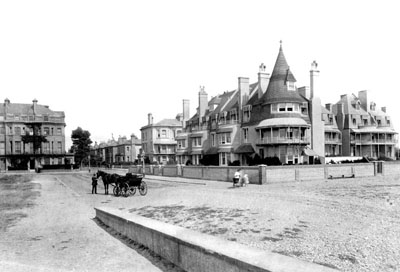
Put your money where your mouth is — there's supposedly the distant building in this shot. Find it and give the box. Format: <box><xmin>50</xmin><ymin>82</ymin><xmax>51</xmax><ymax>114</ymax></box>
<box><xmin>92</xmin><ymin>134</ymin><xmax>141</xmax><ymax>166</ymax></box>
<box><xmin>333</xmin><ymin>91</ymin><xmax>397</xmax><ymax>158</ymax></box>
<box><xmin>0</xmin><ymin>98</ymin><xmax>73</xmax><ymax>171</ymax></box>
<box><xmin>141</xmin><ymin>113</ymin><xmax>184</xmax><ymax>164</ymax></box>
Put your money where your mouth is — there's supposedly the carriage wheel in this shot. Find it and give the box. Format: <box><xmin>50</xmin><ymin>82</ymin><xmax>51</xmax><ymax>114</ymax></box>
<box><xmin>139</xmin><ymin>181</ymin><xmax>148</xmax><ymax>196</ymax></box>
<box><xmin>122</xmin><ymin>183</ymin><xmax>130</xmax><ymax>197</ymax></box>
<box><xmin>128</xmin><ymin>186</ymin><xmax>136</xmax><ymax>196</ymax></box>
<box><xmin>113</xmin><ymin>185</ymin><xmax>120</xmax><ymax>197</ymax></box>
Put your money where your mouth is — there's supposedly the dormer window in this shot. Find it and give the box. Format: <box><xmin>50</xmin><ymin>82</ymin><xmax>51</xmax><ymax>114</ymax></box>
<box><xmin>230</xmin><ymin>109</ymin><xmax>237</xmax><ymax>123</ymax></box>
<box><xmin>243</xmin><ymin>105</ymin><xmax>251</xmax><ymax>122</ymax></box>
<box><xmin>287</xmin><ymin>81</ymin><xmax>296</xmax><ymax>91</ymax></box>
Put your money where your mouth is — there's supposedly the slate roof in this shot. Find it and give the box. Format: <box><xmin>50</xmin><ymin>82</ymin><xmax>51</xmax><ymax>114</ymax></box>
<box><xmin>154</xmin><ymin>118</ymin><xmax>182</xmax><ymax>127</ymax></box>
<box><xmin>259</xmin><ymin>44</ymin><xmax>306</xmax><ymax>104</ymax></box>
<box><xmin>0</xmin><ymin>102</ymin><xmax>65</xmax><ymax>117</ymax></box>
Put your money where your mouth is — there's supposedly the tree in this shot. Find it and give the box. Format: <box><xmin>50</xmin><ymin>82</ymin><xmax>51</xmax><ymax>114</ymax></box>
<box><xmin>70</xmin><ymin>127</ymin><xmax>92</xmax><ymax>167</ymax></box>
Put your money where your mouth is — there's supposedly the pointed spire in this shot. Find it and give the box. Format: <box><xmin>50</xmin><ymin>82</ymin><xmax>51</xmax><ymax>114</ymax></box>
<box><xmin>258</xmin><ymin>42</ymin><xmax>304</xmax><ymax>104</ymax></box>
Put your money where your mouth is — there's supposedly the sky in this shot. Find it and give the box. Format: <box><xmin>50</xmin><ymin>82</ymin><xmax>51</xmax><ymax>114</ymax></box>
<box><xmin>1</xmin><ymin>0</ymin><xmax>399</xmax><ymax>149</ymax></box>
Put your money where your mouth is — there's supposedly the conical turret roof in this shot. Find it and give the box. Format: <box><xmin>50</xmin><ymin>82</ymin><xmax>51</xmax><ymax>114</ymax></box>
<box><xmin>260</xmin><ymin>42</ymin><xmax>305</xmax><ymax>104</ymax></box>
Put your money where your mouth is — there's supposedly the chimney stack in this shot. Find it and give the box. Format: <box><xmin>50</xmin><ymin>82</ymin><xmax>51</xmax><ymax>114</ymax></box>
<box><xmin>182</xmin><ymin>99</ymin><xmax>190</xmax><ymax>128</ymax></box>
<box><xmin>32</xmin><ymin>98</ymin><xmax>38</xmax><ymax>114</ymax></box>
<box><xmin>310</xmin><ymin>61</ymin><xmax>319</xmax><ymax>99</ymax></box>
<box><xmin>238</xmin><ymin>77</ymin><xmax>249</xmax><ymax>108</ymax></box>
<box><xmin>198</xmin><ymin>86</ymin><xmax>208</xmax><ymax>125</ymax></box>
<box><xmin>325</xmin><ymin>103</ymin><xmax>332</xmax><ymax>112</ymax></box>
<box><xmin>258</xmin><ymin>63</ymin><xmax>270</xmax><ymax>99</ymax></box>
<box><xmin>358</xmin><ymin>90</ymin><xmax>368</xmax><ymax>111</ymax></box>
<box><xmin>148</xmin><ymin>113</ymin><xmax>153</xmax><ymax>125</ymax></box>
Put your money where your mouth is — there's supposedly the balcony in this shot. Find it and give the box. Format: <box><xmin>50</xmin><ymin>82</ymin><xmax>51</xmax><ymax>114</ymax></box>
<box><xmin>256</xmin><ymin>137</ymin><xmax>309</xmax><ymax>145</ymax></box>
<box><xmin>324</xmin><ymin>138</ymin><xmax>342</xmax><ymax>144</ymax></box>
<box><xmin>351</xmin><ymin>138</ymin><xmax>398</xmax><ymax>145</ymax></box>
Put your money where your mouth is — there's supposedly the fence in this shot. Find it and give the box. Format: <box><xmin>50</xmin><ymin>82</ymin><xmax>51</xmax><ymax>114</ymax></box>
<box><xmin>128</xmin><ymin>161</ymin><xmax>398</xmax><ymax>184</ymax></box>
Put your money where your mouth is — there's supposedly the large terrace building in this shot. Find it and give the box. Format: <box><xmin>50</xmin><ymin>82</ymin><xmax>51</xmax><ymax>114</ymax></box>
<box><xmin>0</xmin><ymin>98</ymin><xmax>73</xmax><ymax>171</ymax></box>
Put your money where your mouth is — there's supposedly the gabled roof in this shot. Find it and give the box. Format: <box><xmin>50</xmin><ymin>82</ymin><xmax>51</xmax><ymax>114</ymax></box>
<box><xmin>259</xmin><ymin>44</ymin><xmax>305</xmax><ymax>104</ymax></box>
<box><xmin>335</xmin><ymin>94</ymin><xmax>368</xmax><ymax>116</ymax></box>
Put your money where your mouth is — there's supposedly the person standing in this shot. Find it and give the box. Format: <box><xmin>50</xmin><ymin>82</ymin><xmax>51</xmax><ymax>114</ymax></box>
<box><xmin>233</xmin><ymin>169</ymin><xmax>241</xmax><ymax>187</ymax></box>
<box><xmin>91</xmin><ymin>174</ymin><xmax>98</xmax><ymax>194</ymax></box>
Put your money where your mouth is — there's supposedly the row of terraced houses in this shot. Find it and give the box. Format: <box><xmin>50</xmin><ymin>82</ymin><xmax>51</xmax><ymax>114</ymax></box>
<box><xmin>93</xmin><ymin>43</ymin><xmax>397</xmax><ymax>166</ymax></box>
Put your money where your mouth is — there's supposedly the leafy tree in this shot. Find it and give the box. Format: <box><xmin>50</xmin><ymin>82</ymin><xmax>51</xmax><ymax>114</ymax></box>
<box><xmin>70</xmin><ymin>127</ymin><xmax>92</xmax><ymax>166</ymax></box>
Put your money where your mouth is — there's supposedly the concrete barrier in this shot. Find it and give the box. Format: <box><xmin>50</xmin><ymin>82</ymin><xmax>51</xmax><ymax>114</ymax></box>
<box><xmin>95</xmin><ymin>207</ymin><xmax>337</xmax><ymax>272</ymax></box>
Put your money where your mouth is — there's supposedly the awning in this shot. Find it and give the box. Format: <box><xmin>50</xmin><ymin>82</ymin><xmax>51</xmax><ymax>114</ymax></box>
<box><xmin>218</xmin><ymin>147</ymin><xmax>234</xmax><ymax>153</ymax></box>
<box><xmin>204</xmin><ymin>147</ymin><xmax>219</xmax><ymax>155</ymax></box>
<box><xmin>234</xmin><ymin>143</ymin><xmax>255</xmax><ymax>154</ymax></box>
<box><xmin>302</xmin><ymin>147</ymin><xmax>318</xmax><ymax>156</ymax></box>
<box><xmin>256</xmin><ymin>118</ymin><xmax>310</xmax><ymax>129</ymax></box>
<box><xmin>190</xmin><ymin>150</ymin><xmax>203</xmax><ymax>155</ymax></box>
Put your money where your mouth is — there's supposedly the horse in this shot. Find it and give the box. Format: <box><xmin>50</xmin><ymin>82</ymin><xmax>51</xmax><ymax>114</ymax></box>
<box><xmin>96</xmin><ymin>170</ymin><xmax>113</xmax><ymax>195</ymax></box>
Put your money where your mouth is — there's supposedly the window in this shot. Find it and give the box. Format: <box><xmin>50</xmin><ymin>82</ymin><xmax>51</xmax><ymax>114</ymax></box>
<box><xmin>43</xmin><ymin>127</ymin><xmax>50</xmax><ymax>135</ymax></box>
<box><xmin>15</xmin><ymin>141</ymin><xmax>21</xmax><ymax>154</ymax></box>
<box><xmin>57</xmin><ymin>142</ymin><xmax>62</xmax><ymax>153</ymax></box>
<box><xmin>219</xmin><ymin>112</ymin><xmax>227</xmax><ymax>124</ymax></box>
<box><xmin>161</xmin><ymin>130</ymin><xmax>167</xmax><ymax>138</ymax></box>
<box><xmin>44</xmin><ymin>115</ymin><xmax>49</xmax><ymax>121</ymax></box>
<box><xmin>0</xmin><ymin>142</ymin><xmax>4</xmax><ymax>155</ymax></box>
<box><xmin>287</xmin><ymin>81</ymin><xmax>295</xmax><ymax>91</ymax></box>
<box><xmin>230</xmin><ymin>109</ymin><xmax>237</xmax><ymax>122</ymax></box>
<box><xmin>271</xmin><ymin>104</ymin><xmax>278</xmax><ymax>113</ymax></box>
<box><xmin>15</xmin><ymin>127</ymin><xmax>21</xmax><ymax>135</ymax></box>
<box><xmin>57</xmin><ymin>128</ymin><xmax>62</xmax><ymax>135</ymax></box>
<box><xmin>243</xmin><ymin>105</ymin><xmax>251</xmax><ymax>122</ymax></box>
<box><xmin>219</xmin><ymin>133</ymin><xmax>231</xmax><ymax>144</ymax></box>
<box><xmin>0</xmin><ymin>125</ymin><xmax>4</xmax><ymax>135</ymax></box>
<box><xmin>211</xmin><ymin>134</ymin><xmax>216</xmax><ymax>146</ymax></box>
<box><xmin>192</xmin><ymin>137</ymin><xmax>201</xmax><ymax>147</ymax></box>
<box><xmin>243</xmin><ymin>128</ymin><xmax>249</xmax><ymax>142</ymax></box>
<box><xmin>279</xmin><ymin>103</ymin><xmax>286</xmax><ymax>112</ymax></box>
<box><xmin>220</xmin><ymin>152</ymin><xmax>228</xmax><ymax>166</ymax></box>
<box><xmin>178</xmin><ymin>139</ymin><xmax>186</xmax><ymax>148</ymax></box>
<box><xmin>286</xmin><ymin>103</ymin><xmax>293</xmax><ymax>112</ymax></box>
<box><xmin>353</xmin><ymin>119</ymin><xmax>357</xmax><ymax>126</ymax></box>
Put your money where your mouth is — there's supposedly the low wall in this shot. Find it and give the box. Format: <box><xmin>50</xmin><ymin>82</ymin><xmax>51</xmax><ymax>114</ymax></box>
<box><xmin>95</xmin><ymin>207</ymin><xmax>337</xmax><ymax>272</ymax></box>
<box><xmin>128</xmin><ymin>162</ymin><xmax>400</xmax><ymax>184</ymax></box>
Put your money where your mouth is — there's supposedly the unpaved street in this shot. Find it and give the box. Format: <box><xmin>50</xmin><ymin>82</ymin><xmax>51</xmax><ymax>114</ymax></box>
<box><xmin>0</xmin><ymin>173</ymin><xmax>179</xmax><ymax>272</ymax></box>
<box><xmin>1</xmin><ymin>172</ymin><xmax>400</xmax><ymax>272</ymax></box>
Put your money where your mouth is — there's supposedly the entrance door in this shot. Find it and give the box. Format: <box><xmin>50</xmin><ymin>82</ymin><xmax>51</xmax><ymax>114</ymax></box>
<box><xmin>30</xmin><ymin>159</ymin><xmax>35</xmax><ymax>170</ymax></box>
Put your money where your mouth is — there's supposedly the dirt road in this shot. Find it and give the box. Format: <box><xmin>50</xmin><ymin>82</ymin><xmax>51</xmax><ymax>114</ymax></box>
<box><xmin>1</xmin><ymin>172</ymin><xmax>400</xmax><ymax>272</ymax></box>
<box><xmin>0</xmin><ymin>173</ymin><xmax>180</xmax><ymax>272</ymax></box>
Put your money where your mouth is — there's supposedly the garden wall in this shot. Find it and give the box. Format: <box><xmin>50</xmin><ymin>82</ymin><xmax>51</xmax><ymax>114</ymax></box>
<box><xmin>128</xmin><ymin>161</ymin><xmax>400</xmax><ymax>184</ymax></box>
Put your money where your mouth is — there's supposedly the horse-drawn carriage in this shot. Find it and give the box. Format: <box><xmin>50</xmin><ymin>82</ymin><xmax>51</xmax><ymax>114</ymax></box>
<box><xmin>96</xmin><ymin>170</ymin><xmax>147</xmax><ymax>197</ymax></box>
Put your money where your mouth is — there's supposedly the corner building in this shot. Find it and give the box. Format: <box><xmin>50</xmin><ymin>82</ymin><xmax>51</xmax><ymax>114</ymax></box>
<box><xmin>178</xmin><ymin>43</ymin><xmax>397</xmax><ymax>166</ymax></box>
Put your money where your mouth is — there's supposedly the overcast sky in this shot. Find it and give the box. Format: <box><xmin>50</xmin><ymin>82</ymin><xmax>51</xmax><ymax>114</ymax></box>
<box><xmin>1</xmin><ymin>0</ymin><xmax>399</xmax><ymax>148</ymax></box>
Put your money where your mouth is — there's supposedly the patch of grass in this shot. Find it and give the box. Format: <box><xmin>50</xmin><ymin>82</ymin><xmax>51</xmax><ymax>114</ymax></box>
<box><xmin>0</xmin><ymin>174</ymin><xmax>38</xmax><ymax>231</ymax></box>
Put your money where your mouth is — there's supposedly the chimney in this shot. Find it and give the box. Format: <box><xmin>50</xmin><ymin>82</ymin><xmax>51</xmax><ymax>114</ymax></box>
<box><xmin>310</xmin><ymin>61</ymin><xmax>319</xmax><ymax>99</ymax></box>
<box><xmin>198</xmin><ymin>86</ymin><xmax>208</xmax><ymax>124</ymax></box>
<box><xmin>381</xmin><ymin>107</ymin><xmax>386</xmax><ymax>113</ymax></box>
<box><xmin>148</xmin><ymin>113</ymin><xmax>153</xmax><ymax>125</ymax></box>
<box><xmin>183</xmin><ymin>99</ymin><xmax>190</xmax><ymax>128</ymax></box>
<box><xmin>258</xmin><ymin>63</ymin><xmax>270</xmax><ymax>99</ymax></box>
<box><xmin>358</xmin><ymin>90</ymin><xmax>368</xmax><ymax>111</ymax></box>
<box><xmin>238</xmin><ymin>77</ymin><xmax>249</xmax><ymax>108</ymax></box>
<box><xmin>32</xmin><ymin>98</ymin><xmax>38</xmax><ymax>114</ymax></box>
<box><xmin>325</xmin><ymin>103</ymin><xmax>332</xmax><ymax>112</ymax></box>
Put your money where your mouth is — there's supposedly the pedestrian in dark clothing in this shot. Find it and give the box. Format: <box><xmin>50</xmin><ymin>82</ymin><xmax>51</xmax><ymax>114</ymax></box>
<box><xmin>92</xmin><ymin>174</ymin><xmax>98</xmax><ymax>194</ymax></box>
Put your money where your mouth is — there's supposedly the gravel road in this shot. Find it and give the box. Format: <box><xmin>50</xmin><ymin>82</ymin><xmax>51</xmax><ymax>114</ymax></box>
<box><xmin>1</xmin><ymin>172</ymin><xmax>399</xmax><ymax>272</ymax></box>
